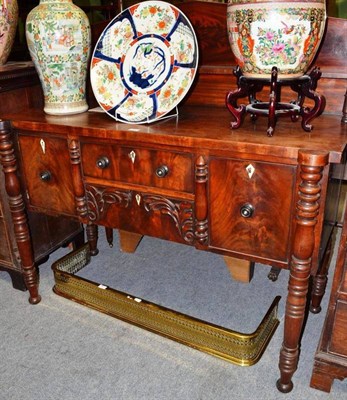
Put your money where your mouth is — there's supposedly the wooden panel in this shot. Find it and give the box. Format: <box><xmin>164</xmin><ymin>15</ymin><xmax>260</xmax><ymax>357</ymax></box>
<box><xmin>18</xmin><ymin>134</ymin><xmax>76</xmax><ymax>216</ymax></box>
<box><xmin>0</xmin><ymin>219</ymin><xmax>13</xmax><ymax>264</ymax></box>
<box><xmin>177</xmin><ymin>1</ymin><xmax>235</xmax><ymax>67</ymax></box>
<box><xmin>329</xmin><ymin>300</ymin><xmax>347</xmax><ymax>356</ymax></box>
<box><xmin>81</xmin><ymin>142</ymin><xmax>193</xmax><ymax>193</ymax></box>
<box><xmin>209</xmin><ymin>158</ymin><xmax>295</xmax><ymax>262</ymax></box>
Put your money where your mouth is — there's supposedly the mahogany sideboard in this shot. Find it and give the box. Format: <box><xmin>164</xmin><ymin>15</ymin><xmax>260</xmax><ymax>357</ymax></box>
<box><xmin>0</xmin><ymin>105</ymin><xmax>346</xmax><ymax>393</ymax></box>
<box><xmin>0</xmin><ymin>62</ymin><xmax>83</xmax><ymax>290</ymax></box>
<box><xmin>1</xmin><ymin>1</ymin><xmax>346</xmax><ymax>394</ymax></box>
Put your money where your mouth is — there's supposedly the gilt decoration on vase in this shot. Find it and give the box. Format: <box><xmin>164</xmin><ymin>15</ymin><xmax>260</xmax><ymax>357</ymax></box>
<box><xmin>227</xmin><ymin>0</ymin><xmax>327</xmax><ymax>79</ymax></box>
<box><xmin>0</xmin><ymin>0</ymin><xmax>18</xmax><ymax>65</ymax></box>
<box><xmin>26</xmin><ymin>0</ymin><xmax>91</xmax><ymax>115</ymax></box>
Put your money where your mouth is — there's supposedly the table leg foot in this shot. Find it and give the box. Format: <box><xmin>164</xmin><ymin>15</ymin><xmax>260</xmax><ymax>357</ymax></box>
<box><xmin>29</xmin><ymin>294</ymin><xmax>42</xmax><ymax>304</ymax></box>
<box><xmin>276</xmin><ymin>379</ymin><xmax>293</xmax><ymax>393</ymax></box>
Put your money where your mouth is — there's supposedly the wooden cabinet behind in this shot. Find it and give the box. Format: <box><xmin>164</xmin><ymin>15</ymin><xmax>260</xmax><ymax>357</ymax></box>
<box><xmin>0</xmin><ymin>62</ymin><xmax>83</xmax><ymax>290</ymax></box>
<box><xmin>310</xmin><ymin>199</ymin><xmax>347</xmax><ymax>392</ymax></box>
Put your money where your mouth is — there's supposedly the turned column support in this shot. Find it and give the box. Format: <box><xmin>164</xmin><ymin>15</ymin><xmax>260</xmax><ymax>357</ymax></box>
<box><xmin>194</xmin><ymin>155</ymin><xmax>208</xmax><ymax>246</ymax></box>
<box><xmin>277</xmin><ymin>150</ymin><xmax>329</xmax><ymax>393</ymax></box>
<box><xmin>68</xmin><ymin>138</ymin><xmax>88</xmax><ymax>219</ymax></box>
<box><xmin>0</xmin><ymin>120</ymin><xmax>41</xmax><ymax>304</ymax></box>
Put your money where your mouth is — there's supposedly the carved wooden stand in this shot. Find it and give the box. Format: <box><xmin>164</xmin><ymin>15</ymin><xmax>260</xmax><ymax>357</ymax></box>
<box><xmin>226</xmin><ymin>66</ymin><xmax>326</xmax><ymax>136</ymax></box>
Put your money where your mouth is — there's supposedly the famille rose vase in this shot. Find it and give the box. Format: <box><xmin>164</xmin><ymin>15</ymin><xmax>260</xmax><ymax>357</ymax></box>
<box><xmin>0</xmin><ymin>0</ymin><xmax>18</xmax><ymax>65</ymax></box>
<box><xmin>26</xmin><ymin>0</ymin><xmax>91</xmax><ymax>115</ymax></box>
<box><xmin>227</xmin><ymin>0</ymin><xmax>327</xmax><ymax>79</ymax></box>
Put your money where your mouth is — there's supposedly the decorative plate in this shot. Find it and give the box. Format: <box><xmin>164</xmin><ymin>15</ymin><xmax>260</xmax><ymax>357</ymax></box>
<box><xmin>90</xmin><ymin>1</ymin><xmax>198</xmax><ymax>124</ymax></box>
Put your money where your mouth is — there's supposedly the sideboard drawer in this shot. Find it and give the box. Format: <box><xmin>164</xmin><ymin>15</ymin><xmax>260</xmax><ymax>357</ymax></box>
<box><xmin>18</xmin><ymin>135</ymin><xmax>76</xmax><ymax>216</ymax></box>
<box><xmin>209</xmin><ymin>158</ymin><xmax>296</xmax><ymax>262</ymax></box>
<box><xmin>80</xmin><ymin>143</ymin><xmax>193</xmax><ymax>193</ymax></box>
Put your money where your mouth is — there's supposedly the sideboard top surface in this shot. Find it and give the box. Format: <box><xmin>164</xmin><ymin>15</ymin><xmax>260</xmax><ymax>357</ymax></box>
<box><xmin>4</xmin><ymin>106</ymin><xmax>347</xmax><ymax>164</ymax></box>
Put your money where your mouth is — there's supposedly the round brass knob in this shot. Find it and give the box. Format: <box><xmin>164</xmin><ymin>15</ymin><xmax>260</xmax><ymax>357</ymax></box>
<box><xmin>240</xmin><ymin>203</ymin><xmax>254</xmax><ymax>218</ymax></box>
<box><xmin>39</xmin><ymin>170</ymin><xmax>51</xmax><ymax>182</ymax></box>
<box><xmin>155</xmin><ymin>165</ymin><xmax>169</xmax><ymax>178</ymax></box>
<box><xmin>96</xmin><ymin>156</ymin><xmax>110</xmax><ymax>169</ymax></box>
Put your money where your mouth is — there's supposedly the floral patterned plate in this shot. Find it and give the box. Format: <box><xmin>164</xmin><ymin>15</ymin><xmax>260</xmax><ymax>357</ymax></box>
<box><xmin>90</xmin><ymin>1</ymin><xmax>198</xmax><ymax>124</ymax></box>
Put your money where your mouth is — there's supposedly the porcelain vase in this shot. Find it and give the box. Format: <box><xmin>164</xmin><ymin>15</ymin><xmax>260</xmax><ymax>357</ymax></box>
<box><xmin>26</xmin><ymin>0</ymin><xmax>91</xmax><ymax>115</ymax></box>
<box><xmin>227</xmin><ymin>0</ymin><xmax>327</xmax><ymax>79</ymax></box>
<box><xmin>0</xmin><ymin>0</ymin><xmax>18</xmax><ymax>65</ymax></box>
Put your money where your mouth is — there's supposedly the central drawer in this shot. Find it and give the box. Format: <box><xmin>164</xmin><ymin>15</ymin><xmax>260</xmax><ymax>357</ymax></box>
<box><xmin>80</xmin><ymin>143</ymin><xmax>193</xmax><ymax>193</ymax></box>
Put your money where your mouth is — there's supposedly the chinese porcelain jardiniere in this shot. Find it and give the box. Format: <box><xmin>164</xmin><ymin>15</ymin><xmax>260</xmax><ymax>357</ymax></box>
<box><xmin>26</xmin><ymin>0</ymin><xmax>91</xmax><ymax>115</ymax></box>
<box><xmin>227</xmin><ymin>0</ymin><xmax>327</xmax><ymax>79</ymax></box>
<box><xmin>0</xmin><ymin>0</ymin><xmax>18</xmax><ymax>65</ymax></box>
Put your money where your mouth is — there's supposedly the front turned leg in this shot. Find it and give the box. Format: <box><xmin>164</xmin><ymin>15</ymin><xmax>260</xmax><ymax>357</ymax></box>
<box><xmin>86</xmin><ymin>223</ymin><xmax>99</xmax><ymax>256</ymax></box>
<box><xmin>0</xmin><ymin>121</ymin><xmax>41</xmax><ymax>304</ymax></box>
<box><xmin>277</xmin><ymin>151</ymin><xmax>328</xmax><ymax>393</ymax></box>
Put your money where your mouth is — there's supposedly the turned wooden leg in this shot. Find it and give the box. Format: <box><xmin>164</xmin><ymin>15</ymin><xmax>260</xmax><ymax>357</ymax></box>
<box><xmin>310</xmin><ymin>234</ymin><xmax>333</xmax><ymax>314</ymax></box>
<box><xmin>0</xmin><ymin>120</ymin><xmax>41</xmax><ymax>304</ymax></box>
<box><xmin>223</xmin><ymin>256</ymin><xmax>254</xmax><ymax>283</ymax></box>
<box><xmin>86</xmin><ymin>223</ymin><xmax>99</xmax><ymax>256</ymax></box>
<box><xmin>105</xmin><ymin>227</ymin><xmax>114</xmax><ymax>248</ymax></box>
<box><xmin>277</xmin><ymin>151</ymin><xmax>328</xmax><ymax>393</ymax></box>
<box><xmin>119</xmin><ymin>230</ymin><xmax>143</xmax><ymax>253</ymax></box>
<box><xmin>268</xmin><ymin>267</ymin><xmax>281</xmax><ymax>281</ymax></box>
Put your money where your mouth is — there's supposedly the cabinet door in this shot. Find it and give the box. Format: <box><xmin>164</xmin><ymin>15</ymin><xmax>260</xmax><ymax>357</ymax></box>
<box><xmin>209</xmin><ymin>158</ymin><xmax>295</xmax><ymax>262</ymax></box>
<box><xmin>18</xmin><ymin>134</ymin><xmax>76</xmax><ymax>216</ymax></box>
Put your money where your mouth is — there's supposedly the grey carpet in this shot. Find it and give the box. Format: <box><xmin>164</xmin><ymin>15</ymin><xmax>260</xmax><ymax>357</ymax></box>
<box><xmin>1</xmin><ymin>228</ymin><xmax>346</xmax><ymax>400</ymax></box>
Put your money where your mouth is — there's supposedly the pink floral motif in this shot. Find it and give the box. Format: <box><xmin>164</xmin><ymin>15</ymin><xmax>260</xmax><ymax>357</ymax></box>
<box><xmin>272</xmin><ymin>43</ymin><xmax>285</xmax><ymax>53</ymax></box>
<box><xmin>266</xmin><ymin>31</ymin><xmax>274</xmax><ymax>40</ymax></box>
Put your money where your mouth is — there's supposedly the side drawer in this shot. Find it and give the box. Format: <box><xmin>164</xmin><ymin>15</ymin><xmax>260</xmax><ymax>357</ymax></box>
<box><xmin>18</xmin><ymin>134</ymin><xmax>76</xmax><ymax>216</ymax></box>
<box><xmin>209</xmin><ymin>158</ymin><xmax>296</xmax><ymax>262</ymax></box>
<box><xmin>80</xmin><ymin>142</ymin><xmax>193</xmax><ymax>193</ymax></box>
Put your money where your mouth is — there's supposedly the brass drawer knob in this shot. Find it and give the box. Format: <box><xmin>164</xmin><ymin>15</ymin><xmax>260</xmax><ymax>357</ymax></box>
<box><xmin>155</xmin><ymin>165</ymin><xmax>169</xmax><ymax>178</ymax></box>
<box><xmin>39</xmin><ymin>170</ymin><xmax>52</xmax><ymax>182</ymax></box>
<box><xmin>240</xmin><ymin>203</ymin><xmax>254</xmax><ymax>218</ymax></box>
<box><xmin>96</xmin><ymin>156</ymin><xmax>110</xmax><ymax>169</ymax></box>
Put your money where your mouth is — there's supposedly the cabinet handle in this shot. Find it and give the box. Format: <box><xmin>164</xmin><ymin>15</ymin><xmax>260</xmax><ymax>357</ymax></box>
<box><xmin>96</xmin><ymin>156</ymin><xmax>110</xmax><ymax>169</ymax></box>
<box><xmin>240</xmin><ymin>203</ymin><xmax>254</xmax><ymax>218</ymax></box>
<box><xmin>155</xmin><ymin>165</ymin><xmax>169</xmax><ymax>178</ymax></box>
<box><xmin>39</xmin><ymin>170</ymin><xmax>52</xmax><ymax>182</ymax></box>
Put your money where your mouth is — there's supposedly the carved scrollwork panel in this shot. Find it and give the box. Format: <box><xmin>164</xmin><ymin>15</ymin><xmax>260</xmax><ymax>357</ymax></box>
<box><xmin>141</xmin><ymin>194</ymin><xmax>194</xmax><ymax>244</ymax></box>
<box><xmin>85</xmin><ymin>184</ymin><xmax>132</xmax><ymax>222</ymax></box>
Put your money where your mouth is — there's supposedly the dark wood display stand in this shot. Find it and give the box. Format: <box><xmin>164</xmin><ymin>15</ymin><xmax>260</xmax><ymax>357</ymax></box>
<box><xmin>0</xmin><ymin>62</ymin><xmax>84</xmax><ymax>292</ymax></box>
<box><xmin>226</xmin><ymin>66</ymin><xmax>326</xmax><ymax>136</ymax></box>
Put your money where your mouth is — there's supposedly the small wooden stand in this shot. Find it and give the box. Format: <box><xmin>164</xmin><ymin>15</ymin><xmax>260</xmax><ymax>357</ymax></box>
<box><xmin>226</xmin><ymin>66</ymin><xmax>326</xmax><ymax>136</ymax></box>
